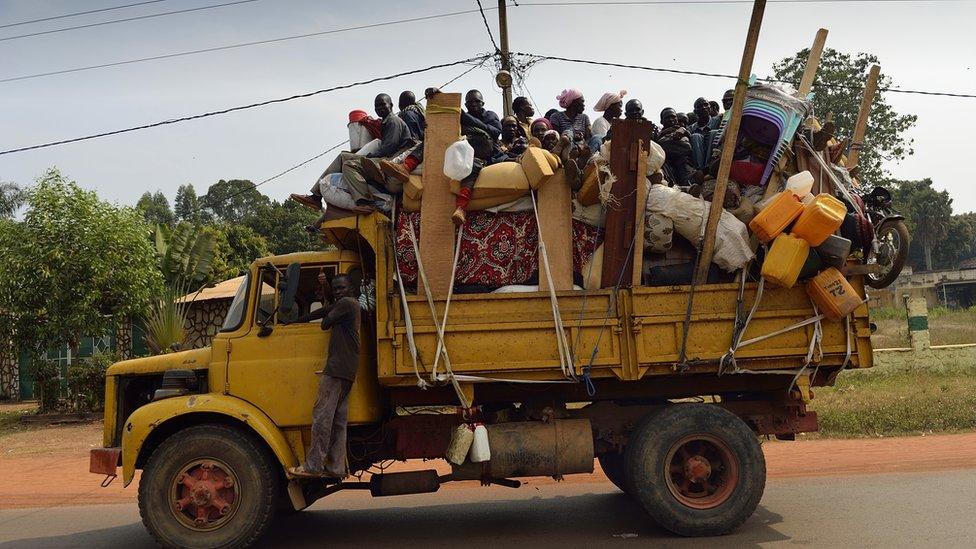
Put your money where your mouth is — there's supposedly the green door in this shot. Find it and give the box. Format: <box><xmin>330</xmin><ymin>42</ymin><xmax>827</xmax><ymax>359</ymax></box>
<box><xmin>18</xmin><ymin>352</ymin><xmax>32</xmax><ymax>400</ymax></box>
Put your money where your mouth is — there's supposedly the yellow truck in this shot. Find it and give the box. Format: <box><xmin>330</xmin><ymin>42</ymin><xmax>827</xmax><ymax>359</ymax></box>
<box><xmin>90</xmin><ymin>202</ymin><xmax>872</xmax><ymax>547</ymax></box>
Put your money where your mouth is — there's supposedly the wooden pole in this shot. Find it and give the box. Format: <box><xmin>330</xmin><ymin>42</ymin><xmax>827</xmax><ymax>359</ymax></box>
<box><xmin>498</xmin><ymin>0</ymin><xmax>513</xmax><ymax>117</ymax></box>
<box><xmin>601</xmin><ymin>119</ymin><xmax>654</xmax><ymax>288</ymax></box>
<box><xmin>847</xmin><ymin>64</ymin><xmax>881</xmax><ymax>169</ymax></box>
<box><xmin>695</xmin><ymin>0</ymin><xmax>766</xmax><ymax>284</ymax></box>
<box><xmin>418</xmin><ymin>92</ymin><xmax>462</xmax><ymax>296</ymax></box>
<box><xmin>798</xmin><ymin>28</ymin><xmax>828</xmax><ymax>96</ymax></box>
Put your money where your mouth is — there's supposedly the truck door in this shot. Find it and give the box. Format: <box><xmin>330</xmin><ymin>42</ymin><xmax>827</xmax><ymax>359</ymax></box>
<box><xmin>226</xmin><ymin>264</ymin><xmax>381</xmax><ymax>428</ymax></box>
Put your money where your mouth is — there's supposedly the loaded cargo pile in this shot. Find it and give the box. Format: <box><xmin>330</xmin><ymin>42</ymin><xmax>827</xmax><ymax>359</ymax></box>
<box><xmin>306</xmin><ymin>82</ymin><xmax>881</xmax><ymax>330</ymax></box>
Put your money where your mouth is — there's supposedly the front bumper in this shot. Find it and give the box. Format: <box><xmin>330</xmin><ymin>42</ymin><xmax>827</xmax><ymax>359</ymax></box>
<box><xmin>90</xmin><ymin>447</ymin><xmax>122</xmax><ymax>477</ymax></box>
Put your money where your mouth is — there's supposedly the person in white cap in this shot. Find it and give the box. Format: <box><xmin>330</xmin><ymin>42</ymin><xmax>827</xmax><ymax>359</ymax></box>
<box><xmin>592</xmin><ymin>90</ymin><xmax>627</xmax><ymax>143</ymax></box>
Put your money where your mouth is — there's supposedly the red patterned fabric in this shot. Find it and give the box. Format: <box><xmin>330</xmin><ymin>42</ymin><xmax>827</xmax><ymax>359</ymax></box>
<box><xmin>394</xmin><ymin>209</ymin><xmax>603</xmax><ymax>288</ymax></box>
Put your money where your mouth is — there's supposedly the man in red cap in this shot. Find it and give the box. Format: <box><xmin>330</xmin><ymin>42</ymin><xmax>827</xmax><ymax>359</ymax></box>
<box><xmin>292</xmin><ymin>94</ymin><xmax>411</xmax><ymax>211</ymax></box>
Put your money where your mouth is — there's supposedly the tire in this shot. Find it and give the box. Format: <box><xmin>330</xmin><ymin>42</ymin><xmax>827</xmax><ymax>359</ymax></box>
<box><xmin>866</xmin><ymin>220</ymin><xmax>910</xmax><ymax>289</ymax></box>
<box><xmin>598</xmin><ymin>453</ymin><xmax>628</xmax><ymax>493</ymax></box>
<box><xmin>624</xmin><ymin>404</ymin><xmax>765</xmax><ymax>537</ymax></box>
<box><xmin>138</xmin><ymin>424</ymin><xmax>281</xmax><ymax>549</ymax></box>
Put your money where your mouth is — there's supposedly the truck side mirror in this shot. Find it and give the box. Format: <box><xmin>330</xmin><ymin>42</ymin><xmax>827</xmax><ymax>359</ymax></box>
<box><xmin>278</xmin><ymin>262</ymin><xmax>301</xmax><ymax>319</ymax></box>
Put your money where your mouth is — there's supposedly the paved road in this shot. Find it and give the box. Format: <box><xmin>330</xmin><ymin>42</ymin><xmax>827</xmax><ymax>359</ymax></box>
<box><xmin>1</xmin><ymin>469</ymin><xmax>973</xmax><ymax>548</ymax></box>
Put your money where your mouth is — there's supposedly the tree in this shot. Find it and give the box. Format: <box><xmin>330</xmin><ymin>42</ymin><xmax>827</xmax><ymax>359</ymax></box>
<box><xmin>934</xmin><ymin>213</ymin><xmax>976</xmax><ymax>269</ymax></box>
<box><xmin>888</xmin><ymin>178</ymin><xmax>952</xmax><ymax>271</ymax></box>
<box><xmin>772</xmin><ymin>48</ymin><xmax>917</xmax><ymax>184</ymax></box>
<box><xmin>0</xmin><ymin>169</ymin><xmax>161</xmax><ymax>355</ymax></box>
<box><xmin>143</xmin><ymin>224</ymin><xmax>216</xmax><ymax>354</ymax></box>
<box><xmin>174</xmin><ymin>183</ymin><xmax>201</xmax><ymax>222</ymax></box>
<box><xmin>205</xmin><ymin>224</ymin><xmax>270</xmax><ymax>281</ymax></box>
<box><xmin>136</xmin><ymin>190</ymin><xmax>175</xmax><ymax>226</ymax></box>
<box><xmin>202</xmin><ymin>180</ymin><xmax>271</xmax><ymax>224</ymax></box>
<box><xmin>0</xmin><ymin>181</ymin><xmax>24</xmax><ymax>218</ymax></box>
<box><xmin>248</xmin><ymin>199</ymin><xmax>324</xmax><ymax>255</ymax></box>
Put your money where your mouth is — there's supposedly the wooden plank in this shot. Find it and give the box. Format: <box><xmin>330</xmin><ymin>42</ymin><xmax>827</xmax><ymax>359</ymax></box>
<box><xmin>601</xmin><ymin>119</ymin><xmax>654</xmax><ymax>288</ymax></box>
<box><xmin>798</xmin><ymin>28</ymin><xmax>828</xmax><ymax>96</ymax></box>
<box><xmin>418</xmin><ymin>92</ymin><xmax>462</xmax><ymax>296</ymax></box>
<box><xmin>847</xmin><ymin>64</ymin><xmax>881</xmax><ymax>169</ymax></box>
<box><xmin>632</xmin><ymin>140</ymin><xmax>649</xmax><ymax>286</ymax></box>
<box><xmin>537</xmin><ymin>168</ymin><xmax>574</xmax><ymax>291</ymax></box>
<box><xmin>696</xmin><ymin>0</ymin><xmax>767</xmax><ymax>283</ymax></box>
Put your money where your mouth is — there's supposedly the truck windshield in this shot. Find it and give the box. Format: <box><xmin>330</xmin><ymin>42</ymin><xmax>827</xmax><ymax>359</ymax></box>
<box><xmin>220</xmin><ymin>273</ymin><xmax>250</xmax><ymax>332</ymax></box>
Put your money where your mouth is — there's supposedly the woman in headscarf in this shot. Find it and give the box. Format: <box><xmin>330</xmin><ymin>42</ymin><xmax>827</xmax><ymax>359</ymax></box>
<box><xmin>549</xmin><ymin>89</ymin><xmax>591</xmax><ymax>143</ymax></box>
<box><xmin>592</xmin><ymin>90</ymin><xmax>626</xmax><ymax>142</ymax></box>
<box><xmin>529</xmin><ymin>117</ymin><xmax>553</xmax><ymax>146</ymax></box>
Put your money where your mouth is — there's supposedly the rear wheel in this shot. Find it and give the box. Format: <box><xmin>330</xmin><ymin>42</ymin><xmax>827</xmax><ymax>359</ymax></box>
<box><xmin>624</xmin><ymin>404</ymin><xmax>765</xmax><ymax>537</ymax></box>
<box><xmin>138</xmin><ymin>424</ymin><xmax>281</xmax><ymax>549</ymax></box>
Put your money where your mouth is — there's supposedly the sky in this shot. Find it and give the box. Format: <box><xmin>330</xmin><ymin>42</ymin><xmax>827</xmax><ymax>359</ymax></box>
<box><xmin>1</xmin><ymin>0</ymin><xmax>974</xmax><ymax>214</ymax></box>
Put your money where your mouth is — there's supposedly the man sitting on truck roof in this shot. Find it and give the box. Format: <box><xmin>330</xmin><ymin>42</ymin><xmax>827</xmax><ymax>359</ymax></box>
<box><xmin>291</xmin><ymin>93</ymin><xmax>411</xmax><ymax>211</ymax></box>
<box><xmin>658</xmin><ymin>107</ymin><xmax>696</xmax><ymax>187</ymax></box>
<box><xmin>461</xmin><ymin>89</ymin><xmax>502</xmax><ymax>140</ymax></box>
<box><xmin>397</xmin><ymin>90</ymin><xmax>426</xmax><ymax>141</ymax></box>
<box><xmin>512</xmin><ymin>96</ymin><xmax>534</xmax><ymax>138</ymax></box>
<box><xmin>287</xmin><ymin>273</ymin><xmax>361</xmax><ymax>480</ymax></box>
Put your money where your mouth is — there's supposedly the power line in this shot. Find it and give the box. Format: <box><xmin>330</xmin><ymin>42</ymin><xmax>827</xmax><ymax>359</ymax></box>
<box><xmin>518</xmin><ymin>0</ymin><xmax>969</xmax><ymax>5</ymax></box>
<box><xmin>0</xmin><ymin>0</ymin><xmax>172</xmax><ymax>30</ymax></box>
<box><xmin>0</xmin><ymin>0</ymin><xmax>258</xmax><ymax>43</ymax></box>
<box><xmin>516</xmin><ymin>52</ymin><xmax>976</xmax><ymax>99</ymax></box>
<box><xmin>193</xmin><ymin>56</ymin><xmax>493</xmax><ymax>213</ymax></box>
<box><xmin>0</xmin><ymin>5</ymin><xmax>513</xmax><ymax>84</ymax></box>
<box><xmin>0</xmin><ymin>55</ymin><xmax>491</xmax><ymax>157</ymax></box>
<box><xmin>474</xmin><ymin>0</ymin><xmax>501</xmax><ymax>52</ymax></box>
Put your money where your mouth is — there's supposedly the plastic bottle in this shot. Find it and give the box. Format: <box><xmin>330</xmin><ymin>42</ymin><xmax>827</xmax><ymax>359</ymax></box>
<box><xmin>443</xmin><ymin>139</ymin><xmax>475</xmax><ymax>180</ymax></box>
<box><xmin>785</xmin><ymin>171</ymin><xmax>815</xmax><ymax>199</ymax></box>
<box><xmin>469</xmin><ymin>424</ymin><xmax>491</xmax><ymax>463</ymax></box>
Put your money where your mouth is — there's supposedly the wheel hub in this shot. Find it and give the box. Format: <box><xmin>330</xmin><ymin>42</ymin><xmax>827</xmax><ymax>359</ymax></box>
<box><xmin>171</xmin><ymin>459</ymin><xmax>239</xmax><ymax>531</ymax></box>
<box><xmin>684</xmin><ymin>455</ymin><xmax>712</xmax><ymax>482</ymax></box>
<box><xmin>665</xmin><ymin>434</ymin><xmax>739</xmax><ymax>510</ymax></box>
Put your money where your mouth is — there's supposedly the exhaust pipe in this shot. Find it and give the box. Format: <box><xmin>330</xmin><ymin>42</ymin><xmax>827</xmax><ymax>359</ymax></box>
<box><xmin>452</xmin><ymin>419</ymin><xmax>594</xmax><ymax>479</ymax></box>
<box><xmin>369</xmin><ymin>470</ymin><xmax>441</xmax><ymax>497</ymax></box>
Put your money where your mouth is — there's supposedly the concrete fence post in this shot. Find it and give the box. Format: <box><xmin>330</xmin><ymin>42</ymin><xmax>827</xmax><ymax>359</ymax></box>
<box><xmin>906</xmin><ymin>297</ymin><xmax>930</xmax><ymax>351</ymax></box>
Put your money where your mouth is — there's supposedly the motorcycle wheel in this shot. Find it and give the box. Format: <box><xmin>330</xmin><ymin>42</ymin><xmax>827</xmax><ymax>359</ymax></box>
<box><xmin>866</xmin><ymin>220</ymin><xmax>910</xmax><ymax>289</ymax></box>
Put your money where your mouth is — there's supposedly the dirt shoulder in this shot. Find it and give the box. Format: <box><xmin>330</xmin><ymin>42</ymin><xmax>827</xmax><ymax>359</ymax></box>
<box><xmin>2</xmin><ymin>422</ymin><xmax>975</xmax><ymax>510</ymax></box>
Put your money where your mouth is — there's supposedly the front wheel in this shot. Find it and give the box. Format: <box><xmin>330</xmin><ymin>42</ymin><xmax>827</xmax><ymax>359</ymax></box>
<box><xmin>138</xmin><ymin>424</ymin><xmax>281</xmax><ymax>549</ymax></box>
<box><xmin>624</xmin><ymin>404</ymin><xmax>765</xmax><ymax>537</ymax></box>
<box><xmin>866</xmin><ymin>220</ymin><xmax>910</xmax><ymax>289</ymax></box>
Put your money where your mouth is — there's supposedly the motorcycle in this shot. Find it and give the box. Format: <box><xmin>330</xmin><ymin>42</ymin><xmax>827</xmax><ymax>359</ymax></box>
<box><xmin>860</xmin><ymin>186</ymin><xmax>910</xmax><ymax>289</ymax></box>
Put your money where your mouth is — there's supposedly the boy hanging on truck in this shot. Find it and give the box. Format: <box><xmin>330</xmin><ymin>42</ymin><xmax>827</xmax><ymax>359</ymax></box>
<box><xmin>286</xmin><ymin>273</ymin><xmax>361</xmax><ymax>479</ymax></box>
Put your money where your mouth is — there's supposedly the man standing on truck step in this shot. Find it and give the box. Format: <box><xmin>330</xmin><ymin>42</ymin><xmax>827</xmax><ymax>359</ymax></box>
<box><xmin>287</xmin><ymin>273</ymin><xmax>361</xmax><ymax>480</ymax></box>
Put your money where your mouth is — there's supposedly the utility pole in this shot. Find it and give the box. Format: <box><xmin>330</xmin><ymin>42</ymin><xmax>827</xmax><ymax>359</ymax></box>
<box><xmin>497</xmin><ymin>0</ymin><xmax>513</xmax><ymax>117</ymax></box>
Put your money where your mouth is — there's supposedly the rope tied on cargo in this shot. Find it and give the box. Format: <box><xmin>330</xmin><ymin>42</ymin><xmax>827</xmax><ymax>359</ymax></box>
<box><xmin>426</xmin><ymin>104</ymin><xmax>463</xmax><ymax>116</ymax></box>
<box><xmin>405</xmin><ymin>221</ymin><xmax>471</xmax><ymax>409</ymax></box>
<box><xmin>389</xmin><ymin>201</ymin><xmax>431</xmax><ymax>390</ymax></box>
<box><xmin>530</xmin><ymin>189</ymin><xmax>578</xmax><ymax>382</ymax></box>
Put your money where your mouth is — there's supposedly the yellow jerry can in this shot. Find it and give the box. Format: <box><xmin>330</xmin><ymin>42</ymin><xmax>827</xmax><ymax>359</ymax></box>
<box><xmin>806</xmin><ymin>267</ymin><xmax>862</xmax><ymax>321</ymax></box>
<box><xmin>748</xmin><ymin>191</ymin><xmax>804</xmax><ymax>243</ymax></box>
<box><xmin>761</xmin><ymin>233</ymin><xmax>810</xmax><ymax>288</ymax></box>
<box><xmin>791</xmin><ymin>193</ymin><xmax>847</xmax><ymax>246</ymax></box>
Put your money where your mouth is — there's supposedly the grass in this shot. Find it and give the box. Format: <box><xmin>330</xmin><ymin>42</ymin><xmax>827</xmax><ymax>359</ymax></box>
<box><xmin>811</xmin><ymin>357</ymin><xmax>976</xmax><ymax>438</ymax></box>
<box><xmin>870</xmin><ymin>306</ymin><xmax>976</xmax><ymax>348</ymax></box>
<box><xmin>0</xmin><ymin>409</ymin><xmax>31</xmax><ymax>438</ymax></box>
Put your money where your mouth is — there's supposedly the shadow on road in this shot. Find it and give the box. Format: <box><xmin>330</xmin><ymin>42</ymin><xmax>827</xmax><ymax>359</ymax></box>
<box><xmin>0</xmin><ymin>491</ymin><xmax>790</xmax><ymax>548</ymax></box>
<box><xmin>265</xmin><ymin>491</ymin><xmax>789</xmax><ymax>548</ymax></box>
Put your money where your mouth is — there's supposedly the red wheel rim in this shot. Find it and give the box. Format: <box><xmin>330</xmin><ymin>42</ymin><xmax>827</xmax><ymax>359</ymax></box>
<box><xmin>169</xmin><ymin>458</ymin><xmax>240</xmax><ymax>531</ymax></box>
<box><xmin>664</xmin><ymin>434</ymin><xmax>739</xmax><ymax>509</ymax></box>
